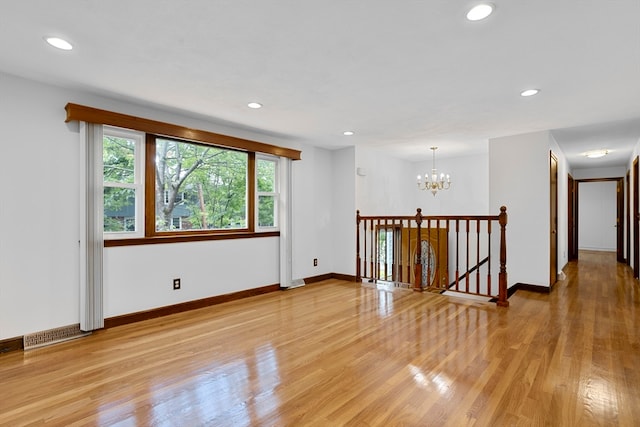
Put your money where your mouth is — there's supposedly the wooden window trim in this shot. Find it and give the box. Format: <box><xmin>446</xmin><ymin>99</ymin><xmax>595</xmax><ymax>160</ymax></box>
<box><xmin>104</xmin><ymin>230</ymin><xmax>280</xmax><ymax>247</ymax></box>
<box><xmin>248</xmin><ymin>152</ymin><xmax>256</xmax><ymax>231</ymax></box>
<box><xmin>147</xmin><ymin>135</ymin><xmax>255</xmax><ymax>237</ymax></box>
<box><xmin>65</xmin><ymin>103</ymin><xmax>301</xmax><ymax>160</ymax></box>
<box><xmin>145</xmin><ymin>133</ymin><xmax>156</xmax><ymax>237</ymax></box>
<box><xmin>77</xmin><ymin>104</ymin><xmax>293</xmax><ymax>246</ymax></box>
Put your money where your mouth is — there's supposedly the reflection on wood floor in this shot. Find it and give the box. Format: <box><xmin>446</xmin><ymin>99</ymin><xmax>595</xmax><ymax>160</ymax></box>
<box><xmin>1</xmin><ymin>250</ymin><xmax>639</xmax><ymax>426</ymax></box>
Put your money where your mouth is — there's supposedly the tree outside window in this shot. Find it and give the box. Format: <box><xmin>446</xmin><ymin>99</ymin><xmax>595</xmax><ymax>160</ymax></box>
<box><xmin>155</xmin><ymin>138</ymin><xmax>248</xmax><ymax>232</ymax></box>
<box><xmin>103</xmin><ymin>132</ymin><xmax>141</xmax><ymax>233</ymax></box>
<box><xmin>257</xmin><ymin>157</ymin><xmax>277</xmax><ymax>228</ymax></box>
<box><xmin>102</xmin><ymin>128</ymin><xmax>279</xmax><ymax>239</ymax></box>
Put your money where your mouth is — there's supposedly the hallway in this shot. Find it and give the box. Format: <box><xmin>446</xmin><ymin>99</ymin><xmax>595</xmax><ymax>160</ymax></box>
<box><xmin>520</xmin><ymin>250</ymin><xmax>640</xmax><ymax>426</ymax></box>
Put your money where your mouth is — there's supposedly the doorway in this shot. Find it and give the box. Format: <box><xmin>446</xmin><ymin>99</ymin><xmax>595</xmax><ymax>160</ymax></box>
<box><xmin>550</xmin><ymin>152</ymin><xmax>558</xmax><ymax>287</ymax></box>
<box><xmin>634</xmin><ymin>157</ymin><xmax>639</xmax><ymax>278</ymax></box>
<box><xmin>626</xmin><ymin>170</ymin><xmax>630</xmax><ymax>265</ymax></box>
<box><xmin>573</xmin><ymin>178</ymin><xmax>625</xmax><ymax>262</ymax></box>
<box><xmin>568</xmin><ymin>174</ymin><xmax>577</xmax><ymax>261</ymax></box>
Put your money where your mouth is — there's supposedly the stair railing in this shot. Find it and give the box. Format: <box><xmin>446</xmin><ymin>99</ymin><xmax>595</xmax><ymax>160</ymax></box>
<box><xmin>356</xmin><ymin>206</ymin><xmax>509</xmax><ymax>307</ymax></box>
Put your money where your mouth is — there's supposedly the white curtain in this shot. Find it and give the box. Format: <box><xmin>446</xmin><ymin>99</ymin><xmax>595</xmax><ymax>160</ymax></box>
<box><xmin>79</xmin><ymin>122</ymin><xmax>104</xmax><ymax>331</ymax></box>
<box><xmin>279</xmin><ymin>157</ymin><xmax>296</xmax><ymax>288</ymax></box>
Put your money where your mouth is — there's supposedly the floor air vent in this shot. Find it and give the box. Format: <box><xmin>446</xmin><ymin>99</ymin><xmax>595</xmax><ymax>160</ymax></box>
<box><xmin>23</xmin><ymin>324</ymin><xmax>91</xmax><ymax>350</ymax></box>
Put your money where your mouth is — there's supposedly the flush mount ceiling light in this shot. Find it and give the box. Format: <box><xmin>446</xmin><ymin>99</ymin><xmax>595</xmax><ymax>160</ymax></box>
<box><xmin>247</xmin><ymin>102</ymin><xmax>262</xmax><ymax>109</ymax></box>
<box><xmin>343</xmin><ymin>131</ymin><xmax>355</xmax><ymax>136</ymax></box>
<box><xmin>44</xmin><ymin>36</ymin><xmax>73</xmax><ymax>51</ymax></box>
<box><xmin>466</xmin><ymin>3</ymin><xmax>495</xmax><ymax>21</ymax></box>
<box><xmin>584</xmin><ymin>149</ymin><xmax>609</xmax><ymax>159</ymax></box>
<box><xmin>520</xmin><ymin>89</ymin><xmax>540</xmax><ymax>97</ymax></box>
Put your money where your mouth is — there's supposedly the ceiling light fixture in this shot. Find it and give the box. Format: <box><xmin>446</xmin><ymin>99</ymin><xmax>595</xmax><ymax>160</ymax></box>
<box><xmin>417</xmin><ymin>147</ymin><xmax>451</xmax><ymax>196</ymax></box>
<box><xmin>343</xmin><ymin>131</ymin><xmax>354</xmax><ymax>136</ymax></box>
<box><xmin>520</xmin><ymin>89</ymin><xmax>540</xmax><ymax>97</ymax></box>
<box><xmin>45</xmin><ymin>36</ymin><xmax>73</xmax><ymax>51</ymax></box>
<box><xmin>585</xmin><ymin>149</ymin><xmax>609</xmax><ymax>159</ymax></box>
<box><xmin>466</xmin><ymin>3</ymin><xmax>494</xmax><ymax>21</ymax></box>
<box><xmin>247</xmin><ymin>102</ymin><xmax>262</xmax><ymax>109</ymax></box>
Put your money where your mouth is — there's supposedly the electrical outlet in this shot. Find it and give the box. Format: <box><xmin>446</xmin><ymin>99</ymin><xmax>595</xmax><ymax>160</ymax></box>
<box><xmin>313</xmin><ymin>258</ymin><xmax>318</xmax><ymax>267</ymax></box>
<box><xmin>173</xmin><ymin>278</ymin><xmax>181</xmax><ymax>290</ymax></box>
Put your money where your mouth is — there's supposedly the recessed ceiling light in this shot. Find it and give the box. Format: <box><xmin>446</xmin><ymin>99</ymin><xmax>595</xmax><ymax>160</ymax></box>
<box><xmin>585</xmin><ymin>149</ymin><xmax>609</xmax><ymax>159</ymax></box>
<box><xmin>343</xmin><ymin>131</ymin><xmax>355</xmax><ymax>136</ymax></box>
<box><xmin>466</xmin><ymin>3</ymin><xmax>494</xmax><ymax>21</ymax></box>
<box><xmin>520</xmin><ymin>89</ymin><xmax>540</xmax><ymax>97</ymax></box>
<box><xmin>45</xmin><ymin>36</ymin><xmax>73</xmax><ymax>51</ymax></box>
<box><xmin>247</xmin><ymin>102</ymin><xmax>262</xmax><ymax>109</ymax></box>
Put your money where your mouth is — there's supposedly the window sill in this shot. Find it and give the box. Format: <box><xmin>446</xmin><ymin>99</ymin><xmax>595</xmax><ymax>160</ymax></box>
<box><xmin>104</xmin><ymin>231</ymin><xmax>280</xmax><ymax>247</ymax></box>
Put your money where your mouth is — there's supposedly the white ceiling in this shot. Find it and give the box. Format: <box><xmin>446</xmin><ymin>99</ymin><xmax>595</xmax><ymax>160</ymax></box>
<box><xmin>2</xmin><ymin>1</ymin><xmax>639</xmax><ymax>167</ymax></box>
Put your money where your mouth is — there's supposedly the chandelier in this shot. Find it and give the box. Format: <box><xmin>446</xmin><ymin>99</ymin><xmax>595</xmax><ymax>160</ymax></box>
<box><xmin>417</xmin><ymin>146</ymin><xmax>451</xmax><ymax>196</ymax></box>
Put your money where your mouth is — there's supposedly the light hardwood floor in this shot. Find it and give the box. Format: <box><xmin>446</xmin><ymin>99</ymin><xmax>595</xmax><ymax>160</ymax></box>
<box><xmin>1</xmin><ymin>251</ymin><xmax>639</xmax><ymax>426</ymax></box>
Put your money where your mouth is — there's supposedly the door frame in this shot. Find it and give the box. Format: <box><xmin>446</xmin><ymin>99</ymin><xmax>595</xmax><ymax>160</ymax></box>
<box><xmin>627</xmin><ymin>170</ymin><xmax>631</xmax><ymax>265</ymax></box>
<box><xmin>550</xmin><ymin>152</ymin><xmax>558</xmax><ymax>287</ymax></box>
<box><xmin>634</xmin><ymin>157</ymin><xmax>639</xmax><ymax>278</ymax></box>
<box><xmin>567</xmin><ymin>174</ymin><xmax>577</xmax><ymax>260</ymax></box>
<box><xmin>574</xmin><ymin>177</ymin><xmax>625</xmax><ymax>262</ymax></box>
<box><xmin>617</xmin><ymin>178</ymin><xmax>625</xmax><ymax>262</ymax></box>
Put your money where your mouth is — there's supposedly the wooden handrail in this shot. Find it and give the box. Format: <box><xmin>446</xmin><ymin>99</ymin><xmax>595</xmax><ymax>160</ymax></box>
<box><xmin>355</xmin><ymin>206</ymin><xmax>509</xmax><ymax>306</ymax></box>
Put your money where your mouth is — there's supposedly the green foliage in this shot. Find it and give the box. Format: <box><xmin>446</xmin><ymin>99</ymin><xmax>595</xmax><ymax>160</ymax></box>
<box><xmin>257</xmin><ymin>159</ymin><xmax>275</xmax><ymax>192</ymax></box>
<box><xmin>257</xmin><ymin>158</ymin><xmax>276</xmax><ymax>227</ymax></box>
<box><xmin>103</xmin><ymin>136</ymin><xmax>135</xmax><ymax>183</ymax></box>
<box><xmin>103</xmin><ymin>134</ymin><xmax>275</xmax><ymax>233</ymax></box>
<box><xmin>258</xmin><ymin>195</ymin><xmax>275</xmax><ymax>227</ymax></box>
<box><xmin>103</xmin><ymin>136</ymin><xmax>137</xmax><ymax>232</ymax></box>
<box><xmin>104</xmin><ymin>216</ymin><xmax>124</xmax><ymax>232</ymax></box>
<box><xmin>155</xmin><ymin>139</ymin><xmax>248</xmax><ymax>231</ymax></box>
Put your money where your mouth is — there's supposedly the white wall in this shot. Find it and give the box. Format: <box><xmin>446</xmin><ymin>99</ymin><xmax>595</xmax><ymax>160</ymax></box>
<box><xmin>572</xmin><ymin>167</ymin><xmax>625</xmax><ymax>180</ymax></box>
<box><xmin>412</xmin><ymin>152</ymin><xmax>490</xmax><ymax>216</ymax></box>
<box><xmin>292</xmin><ymin>144</ymin><xmax>334</xmax><ymax>280</ymax></box>
<box><xmin>0</xmin><ymin>72</ymin><xmax>334</xmax><ymax>340</ymax></box>
<box><xmin>0</xmin><ymin>73</ymin><xmax>81</xmax><ymax>339</ymax></box>
<box><xmin>355</xmin><ymin>146</ymin><xmax>416</xmax><ymax>216</ymax></box>
<box><xmin>332</xmin><ymin>147</ymin><xmax>357</xmax><ymax>276</ymax></box>
<box><xmin>104</xmin><ymin>238</ymin><xmax>279</xmax><ymax>317</ymax></box>
<box><xmin>549</xmin><ymin>133</ymin><xmax>570</xmax><ymax>271</ymax></box>
<box><xmin>578</xmin><ymin>181</ymin><xmax>617</xmax><ymax>251</ymax></box>
<box><xmin>353</xmin><ymin>147</ymin><xmax>491</xmax><ymax>216</ymax></box>
<box><xmin>489</xmin><ymin>131</ymin><xmax>552</xmax><ymax>287</ymax></box>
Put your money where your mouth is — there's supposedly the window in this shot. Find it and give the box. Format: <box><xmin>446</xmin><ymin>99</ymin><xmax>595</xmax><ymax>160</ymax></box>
<box><xmin>377</xmin><ymin>226</ymin><xmax>402</xmax><ymax>281</ymax></box>
<box><xmin>256</xmin><ymin>156</ymin><xmax>278</xmax><ymax>229</ymax></box>
<box><xmin>163</xmin><ymin>190</ymin><xmax>184</xmax><ymax>205</ymax></box>
<box><xmin>100</xmin><ymin>128</ymin><xmax>280</xmax><ymax>241</ymax></box>
<box><xmin>153</xmin><ymin>137</ymin><xmax>249</xmax><ymax>233</ymax></box>
<box><xmin>171</xmin><ymin>217</ymin><xmax>183</xmax><ymax>230</ymax></box>
<box><xmin>103</xmin><ymin>127</ymin><xmax>144</xmax><ymax>238</ymax></box>
<box><xmin>67</xmin><ymin>103</ymin><xmax>300</xmax><ymax>244</ymax></box>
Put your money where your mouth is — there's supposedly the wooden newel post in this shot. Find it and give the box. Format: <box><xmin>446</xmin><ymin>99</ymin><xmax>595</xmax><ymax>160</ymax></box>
<box><xmin>497</xmin><ymin>206</ymin><xmax>509</xmax><ymax>307</ymax></box>
<box><xmin>414</xmin><ymin>208</ymin><xmax>424</xmax><ymax>292</ymax></box>
<box><xmin>356</xmin><ymin>210</ymin><xmax>362</xmax><ymax>283</ymax></box>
